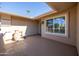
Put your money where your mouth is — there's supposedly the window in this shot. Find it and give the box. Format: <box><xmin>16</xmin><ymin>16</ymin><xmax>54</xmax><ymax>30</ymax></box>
<box><xmin>46</xmin><ymin>16</ymin><xmax>65</xmax><ymax>34</ymax></box>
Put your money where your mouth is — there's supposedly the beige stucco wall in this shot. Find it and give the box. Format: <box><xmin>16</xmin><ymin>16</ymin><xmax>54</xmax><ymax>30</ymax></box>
<box><xmin>40</xmin><ymin>6</ymin><xmax>77</xmax><ymax>46</ymax></box>
<box><xmin>0</xmin><ymin>13</ymin><xmax>39</xmax><ymax>36</ymax></box>
<box><xmin>77</xmin><ymin>3</ymin><xmax>79</xmax><ymax>55</ymax></box>
<box><xmin>0</xmin><ymin>13</ymin><xmax>39</xmax><ymax>47</ymax></box>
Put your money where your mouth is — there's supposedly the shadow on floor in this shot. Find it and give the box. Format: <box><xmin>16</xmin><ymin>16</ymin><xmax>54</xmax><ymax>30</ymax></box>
<box><xmin>0</xmin><ymin>35</ymin><xmax>78</xmax><ymax>56</ymax></box>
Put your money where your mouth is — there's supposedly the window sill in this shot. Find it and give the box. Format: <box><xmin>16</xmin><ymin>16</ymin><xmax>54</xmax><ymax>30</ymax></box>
<box><xmin>45</xmin><ymin>32</ymin><xmax>67</xmax><ymax>38</ymax></box>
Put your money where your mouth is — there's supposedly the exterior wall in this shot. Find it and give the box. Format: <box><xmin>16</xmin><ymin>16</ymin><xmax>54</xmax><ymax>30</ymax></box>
<box><xmin>77</xmin><ymin>3</ymin><xmax>79</xmax><ymax>55</ymax></box>
<box><xmin>40</xmin><ymin>6</ymin><xmax>77</xmax><ymax>46</ymax></box>
<box><xmin>38</xmin><ymin>20</ymin><xmax>41</xmax><ymax>34</ymax></box>
<box><xmin>0</xmin><ymin>13</ymin><xmax>38</xmax><ymax>36</ymax></box>
<box><xmin>11</xmin><ymin>16</ymin><xmax>38</xmax><ymax>36</ymax></box>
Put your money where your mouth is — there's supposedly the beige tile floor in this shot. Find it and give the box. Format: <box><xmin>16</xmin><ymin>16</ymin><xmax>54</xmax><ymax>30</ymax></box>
<box><xmin>0</xmin><ymin>35</ymin><xmax>78</xmax><ymax>56</ymax></box>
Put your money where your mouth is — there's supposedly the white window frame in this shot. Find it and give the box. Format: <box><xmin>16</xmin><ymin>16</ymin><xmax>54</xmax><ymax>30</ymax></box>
<box><xmin>44</xmin><ymin>13</ymin><xmax>68</xmax><ymax>37</ymax></box>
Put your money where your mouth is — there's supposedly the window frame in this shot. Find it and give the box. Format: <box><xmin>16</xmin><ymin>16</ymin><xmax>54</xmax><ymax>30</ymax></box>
<box><xmin>44</xmin><ymin>13</ymin><xmax>68</xmax><ymax>37</ymax></box>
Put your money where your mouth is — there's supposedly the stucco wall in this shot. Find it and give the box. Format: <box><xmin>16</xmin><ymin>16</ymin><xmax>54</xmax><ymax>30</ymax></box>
<box><xmin>0</xmin><ymin>13</ymin><xmax>38</xmax><ymax>36</ymax></box>
<box><xmin>40</xmin><ymin>6</ymin><xmax>77</xmax><ymax>46</ymax></box>
<box><xmin>77</xmin><ymin>3</ymin><xmax>79</xmax><ymax>55</ymax></box>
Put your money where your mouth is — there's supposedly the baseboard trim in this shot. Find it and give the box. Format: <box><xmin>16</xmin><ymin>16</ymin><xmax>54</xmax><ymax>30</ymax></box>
<box><xmin>24</xmin><ymin>34</ymin><xmax>41</xmax><ymax>38</ymax></box>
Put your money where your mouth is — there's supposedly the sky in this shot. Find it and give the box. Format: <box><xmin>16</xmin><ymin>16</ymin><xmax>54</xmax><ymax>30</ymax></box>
<box><xmin>0</xmin><ymin>2</ymin><xmax>53</xmax><ymax>18</ymax></box>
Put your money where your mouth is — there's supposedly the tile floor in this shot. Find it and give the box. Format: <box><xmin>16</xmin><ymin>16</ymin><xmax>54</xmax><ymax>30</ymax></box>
<box><xmin>0</xmin><ymin>35</ymin><xmax>78</xmax><ymax>56</ymax></box>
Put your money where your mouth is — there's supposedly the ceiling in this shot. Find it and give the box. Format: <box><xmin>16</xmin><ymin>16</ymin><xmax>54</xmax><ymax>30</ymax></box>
<box><xmin>47</xmin><ymin>2</ymin><xmax>77</xmax><ymax>11</ymax></box>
